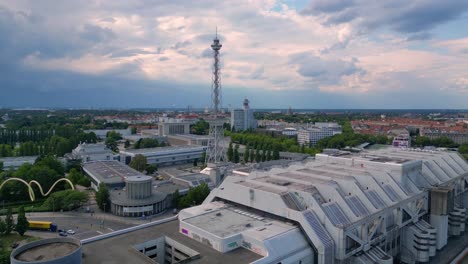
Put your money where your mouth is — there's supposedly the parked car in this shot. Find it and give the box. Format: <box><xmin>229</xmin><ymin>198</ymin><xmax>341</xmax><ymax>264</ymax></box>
<box><xmin>59</xmin><ymin>231</ymin><xmax>67</xmax><ymax>237</ymax></box>
<box><xmin>57</xmin><ymin>229</ymin><xmax>65</xmax><ymax>233</ymax></box>
<box><xmin>67</xmin><ymin>229</ymin><xmax>76</xmax><ymax>235</ymax></box>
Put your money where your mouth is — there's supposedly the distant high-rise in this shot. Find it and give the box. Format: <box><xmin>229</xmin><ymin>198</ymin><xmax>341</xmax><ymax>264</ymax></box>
<box><xmin>206</xmin><ymin>30</ymin><xmax>226</xmax><ymax>165</ymax></box>
<box><xmin>230</xmin><ymin>98</ymin><xmax>257</xmax><ymax>131</ymax></box>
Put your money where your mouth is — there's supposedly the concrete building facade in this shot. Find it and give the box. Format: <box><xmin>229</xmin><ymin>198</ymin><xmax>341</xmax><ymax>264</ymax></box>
<box><xmin>120</xmin><ymin>145</ymin><xmax>207</xmax><ymax>167</ymax></box>
<box><xmin>158</xmin><ymin>122</ymin><xmax>190</xmax><ymax>136</ymax></box>
<box><xmin>298</xmin><ymin>123</ymin><xmax>342</xmax><ymax>146</ymax></box>
<box><xmin>179</xmin><ymin>148</ymin><xmax>468</xmax><ymax>264</ymax></box>
<box><xmin>230</xmin><ymin>99</ymin><xmax>257</xmax><ymax>131</ymax></box>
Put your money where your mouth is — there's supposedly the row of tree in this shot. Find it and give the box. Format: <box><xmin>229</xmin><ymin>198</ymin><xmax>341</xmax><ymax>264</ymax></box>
<box><xmin>226</xmin><ymin>143</ymin><xmax>281</xmax><ymax>163</ymax></box>
<box><xmin>412</xmin><ymin>136</ymin><xmax>458</xmax><ymax>148</ymax></box>
<box><xmin>134</xmin><ymin>138</ymin><xmax>166</xmax><ymax>149</ymax></box>
<box><xmin>0</xmin><ymin>132</ymin><xmax>97</xmax><ymax>158</ymax></box>
<box><xmin>0</xmin><ymin>206</ymin><xmax>28</xmax><ymax>236</ymax></box>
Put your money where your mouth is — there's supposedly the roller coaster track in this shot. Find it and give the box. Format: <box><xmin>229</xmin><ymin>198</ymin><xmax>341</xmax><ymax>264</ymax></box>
<box><xmin>0</xmin><ymin>178</ymin><xmax>75</xmax><ymax>201</ymax></box>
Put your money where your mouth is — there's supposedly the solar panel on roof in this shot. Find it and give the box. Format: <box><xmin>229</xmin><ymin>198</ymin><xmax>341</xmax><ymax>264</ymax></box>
<box><xmin>382</xmin><ymin>185</ymin><xmax>400</xmax><ymax>202</ymax></box>
<box><xmin>346</xmin><ymin>196</ymin><xmax>370</xmax><ymax>217</ymax></box>
<box><xmin>365</xmin><ymin>190</ymin><xmax>386</xmax><ymax>209</ymax></box>
<box><xmin>323</xmin><ymin>203</ymin><xmax>350</xmax><ymax>227</ymax></box>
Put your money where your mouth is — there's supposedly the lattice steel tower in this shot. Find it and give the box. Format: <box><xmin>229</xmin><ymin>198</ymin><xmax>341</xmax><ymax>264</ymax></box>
<box><xmin>206</xmin><ymin>30</ymin><xmax>227</xmax><ymax>164</ymax></box>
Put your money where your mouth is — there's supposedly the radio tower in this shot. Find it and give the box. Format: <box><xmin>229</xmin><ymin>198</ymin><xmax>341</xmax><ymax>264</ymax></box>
<box><xmin>206</xmin><ymin>29</ymin><xmax>227</xmax><ymax>165</ymax></box>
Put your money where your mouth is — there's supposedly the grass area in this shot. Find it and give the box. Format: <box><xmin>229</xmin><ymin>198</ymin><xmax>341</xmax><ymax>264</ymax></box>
<box><xmin>0</xmin><ymin>200</ymin><xmax>49</xmax><ymax>216</ymax></box>
<box><xmin>0</xmin><ymin>233</ymin><xmax>40</xmax><ymax>264</ymax></box>
<box><xmin>0</xmin><ymin>233</ymin><xmax>39</xmax><ymax>251</ymax></box>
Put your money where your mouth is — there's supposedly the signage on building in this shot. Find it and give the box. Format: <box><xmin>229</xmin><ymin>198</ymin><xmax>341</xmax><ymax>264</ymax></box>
<box><xmin>123</xmin><ymin>205</ymin><xmax>153</xmax><ymax>213</ymax></box>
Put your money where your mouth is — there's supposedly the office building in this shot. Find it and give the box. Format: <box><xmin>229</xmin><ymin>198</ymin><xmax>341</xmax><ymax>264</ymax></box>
<box><xmin>230</xmin><ymin>99</ymin><xmax>257</xmax><ymax>131</ymax></box>
<box><xmin>70</xmin><ymin>143</ymin><xmax>115</xmax><ymax>162</ymax></box>
<box><xmin>158</xmin><ymin>122</ymin><xmax>191</xmax><ymax>136</ymax></box>
<box><xmin>120</xmin><ymin>145</ymin><xmax>207</xmax><ymax>167</ymax></box>
<box><xmin>178</xmin><ymin>148</ymin><xmax>468</xmax><ymax>263</ymax></box>
<box><xmin>298</xmin><ymin>123</ymin><xmax>342</xmax><ymax>146</ymax></box>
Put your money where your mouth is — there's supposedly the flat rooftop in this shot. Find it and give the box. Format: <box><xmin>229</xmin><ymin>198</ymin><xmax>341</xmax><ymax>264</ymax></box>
<box><xmin>184</xmin><ymin>207</ymin><xmax>267</xmax><ymax>238</ymax></box>
<box><xmin>83</xmin><ymin>161</ymin><xmax>143</xmax><ymax>184</ymax></box>
<box><xmin>121</xmin><ymin>145</ymin><xmax>205</xmax><ymax>155</ymax></box>
<box><xmin>82</xmin><ymin>220</ymin><xmax>262</xmax><ymax>264</ymax></box>
<box><xmin>15</xmin><ymin>242</ymin><xmax>78</xmax><ymax>262</ymax></box>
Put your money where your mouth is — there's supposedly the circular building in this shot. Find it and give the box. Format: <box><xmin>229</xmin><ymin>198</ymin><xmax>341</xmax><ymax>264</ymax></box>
<box><xmin>110</xmin><ymin>175</ymin><xmax>168</xmax><ymax>217</ymax></box>
<box><xmin>11</xmin><ymin>237</ymin><xmax>82</xmax><ymax>264</ymax></box>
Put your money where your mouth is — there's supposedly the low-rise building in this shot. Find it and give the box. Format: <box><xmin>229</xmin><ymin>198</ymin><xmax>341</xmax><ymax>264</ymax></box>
<box><xmin>70</xmin><ymin>143</ymin><xmax>114</xmax><ymax>162</ymax></box>
<box><xmin>84</xmin><ymin>128</ymin><xmax>131</xmax><ymax>140</ymax></box>
<box><xmin>422</xmin><ymin>129</ymin><xmax>468</xmax><ymax>145</ymax></box>
<box><xmin>167</xmin><ymin>134</ymin><xmax>212</xmax><ymax>146</ymax></box>
<box><xmin>120</xmin><ymin>145</ymin><xmax>207</xmax><ymax>167</ymax></box>
<box><xmin>158</xmin><ymin>122</ymin><xmax>191</xmax><ymax>136</ymax></box>
<box><xmin>0</xmin><ymin>156</ymin><xmax>37</xmax><ymax>170</ymax></box>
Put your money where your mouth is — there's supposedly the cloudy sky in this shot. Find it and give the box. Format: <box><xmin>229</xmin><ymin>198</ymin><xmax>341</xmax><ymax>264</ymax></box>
<box><xmin>1</xmin><ymin>0</ymin><xmax>468</xmax><ymax>109</ymax></box>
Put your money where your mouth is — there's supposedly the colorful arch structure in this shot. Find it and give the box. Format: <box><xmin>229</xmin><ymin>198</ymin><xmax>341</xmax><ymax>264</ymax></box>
<box><xmin>0</xmin><ymin>178</ymin><xmax>75</xmax><ymax>201</ymax></box>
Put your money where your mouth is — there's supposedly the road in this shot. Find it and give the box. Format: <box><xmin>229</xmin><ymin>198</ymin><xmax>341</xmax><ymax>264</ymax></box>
<box><xmin>23</xmin><ymin>209</ymin><xmax>176</xmax><ymax>240</ymax></box>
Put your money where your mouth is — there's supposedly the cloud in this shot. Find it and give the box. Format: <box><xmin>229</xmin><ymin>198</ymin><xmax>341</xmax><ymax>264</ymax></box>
<box><xmin>0</xmin><ymin>1</ymin><xmax>467</xmax><ymax>109</ymax></box>
<box><xmin>289</xmin><ymin>52</ymin><xmax>364</xmax><ymax>85</ymax></box>
<box><xmin>301</xmin><ymin>0</ymin><xmax>468</xmax><ymax>34</ymax></box>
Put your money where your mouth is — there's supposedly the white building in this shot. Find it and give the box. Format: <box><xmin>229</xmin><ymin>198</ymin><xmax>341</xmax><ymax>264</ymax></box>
<box><xmin>84</xmin><ymin>128</ymin><xmax>131</xmax><ymax>140</ymax></box>
<box><xmin>71</xmin><ymin>143</ymin><xmax>114</xmax><ymax>162</ymax></box>
<box><xmin>158</xmin><ymin>122</ymin><xmax>191</xmax><ymax>136</ymax></box>
<box><xmin>179</xmin><ymin>148</ymin><xmax>468</xmax><ymax>264</ymax></box>
<box><xmin>230</xmin><ymin>99</ymin><xmax>257</xmax><ymax>131</ymax></box>
<box><xmin>120</xmin><ymin>145</ymin><xmax>207</xmax><ymax>167</ymax></box>
<box><xmin>392</xmin><ymin>134</ymin><xmax>411</xmax><ymax>148</ymax></box>
<box><xmin>282</xmin><ymin>127</ymin><xmax>298</xmax><ymax>136</ymax></box>
<box><xmin>298</xmin><ymin>123</ymin><xmax>342</xmax><ymax>146</ymax></box>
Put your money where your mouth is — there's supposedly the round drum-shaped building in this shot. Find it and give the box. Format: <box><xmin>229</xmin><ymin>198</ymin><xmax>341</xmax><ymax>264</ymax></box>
<box><xmin>126</xmin><ymin>175</ymin><xmax>152</xmax><ymax>199</ymax></box>
<box><xmin>11</xmin><ymin>237</ymin><xmax>82</xmax><ymax>264</ymax></box>
<box><xmin>110</xmin><ymin>175</ymin><xmax>169</xmax><ymax>217</ymax></box>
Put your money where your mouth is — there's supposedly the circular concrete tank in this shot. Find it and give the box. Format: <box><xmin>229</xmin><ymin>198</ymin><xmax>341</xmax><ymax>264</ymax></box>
<box><xmin>125</xmin><ymin>175</ymin><xmax>152</xmax><ymax>199</ymax></box>
<box><xmin>10</xmin><ymin>237</ymin><xmax>82</xmax><ymax>264</ymax></box>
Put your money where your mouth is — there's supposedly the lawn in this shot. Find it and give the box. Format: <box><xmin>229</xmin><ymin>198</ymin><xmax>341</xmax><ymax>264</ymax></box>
<box><xmin>0</xmin><ymin>233</ymin><xmax>39</xmax><ymax>251</ymax></box>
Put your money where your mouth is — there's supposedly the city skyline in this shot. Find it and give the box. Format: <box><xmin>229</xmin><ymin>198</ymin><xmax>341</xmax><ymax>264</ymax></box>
<box><xmin>1</xmin><ymin>1</ymin><xmax>468</xmax><ymax>109</ymax></box>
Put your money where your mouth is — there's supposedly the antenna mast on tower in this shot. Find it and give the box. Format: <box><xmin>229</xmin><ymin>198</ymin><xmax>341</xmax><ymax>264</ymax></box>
<box><xmin>206</xmin><ymin>28</ymin><xmax>227</xmax><ymax>165</ymax></box>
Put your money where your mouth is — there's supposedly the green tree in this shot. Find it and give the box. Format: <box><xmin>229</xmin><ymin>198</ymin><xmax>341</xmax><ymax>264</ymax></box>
<box><xmin>129</xmin><ymin>154</ymin><xmax>147</xmax><ymax>172</ymax></box>
<box><xmin>227</xmin><ymin>142</ymin><xmax>233</xmax><ymax>162</ymax></box>
<box><xmin>0</xmin><ymin>161</ymin><xmax>3</xmax><ymax>172</ymax></box>
<box><xmin>190</xmin><ymin>120</ymin><xmax>210</xmax><ymax>135</ymax></box>
<box><xmin>255</xmin><ymin>149</ymin><xmax>261</xmax><ymax>163</ymax></box>
<box><xmin>172</xmin><ymin>190</ymin><xmax>181</xmax><ymax>208</ymax></box>
<box><xmin>249</xmin><ymin>148</ymin><xmax>255</xmax><ymax>162</ymax></box>
<box><xmin>68</xmin><ymin>168</ymin><xmax>82</xmax><ymax>185</ymax></box>
<box><xmin>146</xmin><ymin>164</ymin><xmax>157</xmax><ymax>175</ymax></box>
<box><xmin>35</xmin><ymin>155</ymin><xmax>65</xmax><ymax>175</ymax></box>
<box><xmin>4</xmin><ymin>208</ymin><xmax>14</xmax><ymax>235</ymax></box>
<box><xmin>0</xmin><ymin>217</ymin><xmax>6</xmax><ymax>234</ymax></box>
<box><xmin>105</xmin><ymin>138</ymin><xmax>118</xmax><ymax>152</ymax></box>
<box><xmin>458</xmin><ymin>143</ymin><xmax>468</xmax><ymax>154</ymax></box>
<box><xmin>244</xmin><ymin>147</ymin><xmax>250</xmax><ymax>163</ymax></box>
<box><xmin>124</xmin><ymin>140</ymin><xmax>130</xmax><ymax>148</ymax></box>
<box><xmin>266</xmin><ymin>149</ymin><xmax>272</xmax><ymax>161</ymax></box>
<box><xmin>96</xmin><ymin>183</ymin><xmax>110</xmax><ymax>211</ymax></box>
<box><xmin>233</xmin><ymin>145</ymin><xmax>240</xmax><ymax>163</ymax></box>
<box><xmin>16</xmin><ymin>206</ymin><xmax>28</xmax><ymax>236</ymax></box>
<box><xmin>273</xmin><ymin>149</ymin><xmax>280</xmax><ymax>160</ymax></box>
<box><xmin>131</xmin><ymin>127</ymin><xmax>137</xmax><ymax>134</ymax></box>
<box><xmin>261</xmin><ymin>149</ymin><xmax>267</xmax><ymax>162</ymax></box>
